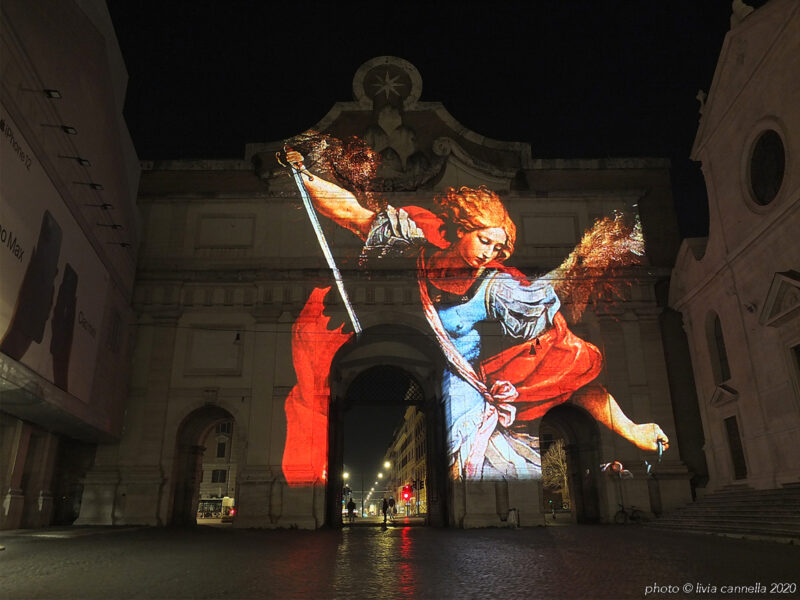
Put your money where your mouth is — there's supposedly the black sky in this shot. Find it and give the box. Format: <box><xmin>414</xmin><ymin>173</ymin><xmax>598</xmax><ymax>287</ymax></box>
<box><xmin>106</xmin><ymin>1</ymin><xmax>742</xmax><ymax>474</ymax></box>
<box><xmin>107</xmin><ymin>0</ymin><xmax>745</xmax><ymax>237</ymax></box>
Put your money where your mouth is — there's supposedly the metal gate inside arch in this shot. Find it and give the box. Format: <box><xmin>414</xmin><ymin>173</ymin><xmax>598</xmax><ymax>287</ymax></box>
<box><xmin>346</xmin><ymin>366</ymin><xmax>424</xmax><ymax>408</ymax></box>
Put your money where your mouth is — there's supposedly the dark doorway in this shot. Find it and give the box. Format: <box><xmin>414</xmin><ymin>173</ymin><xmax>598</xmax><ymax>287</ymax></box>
<box><xmin>327</xmin><ymin>365</ymin><xmax>447</xmax><ymax>527</ymax></box>
<box><xmin>539</xmin><ymin>404</ymin><xmax>601</xmax><ymax>523</ymax></box>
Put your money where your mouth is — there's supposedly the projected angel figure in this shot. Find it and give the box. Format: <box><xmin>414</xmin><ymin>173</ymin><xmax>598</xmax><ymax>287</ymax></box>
<box><xmin>284</xmin><ymin>147</ymin><xmax>669</xmax><ymax>481</ymax></box>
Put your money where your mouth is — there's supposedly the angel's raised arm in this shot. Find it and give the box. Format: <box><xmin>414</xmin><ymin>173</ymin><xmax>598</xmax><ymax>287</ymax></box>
<box><xmin>285</xmin><ymin>149</ymin><xmax>375</xmax><ymax>240</ymax></box>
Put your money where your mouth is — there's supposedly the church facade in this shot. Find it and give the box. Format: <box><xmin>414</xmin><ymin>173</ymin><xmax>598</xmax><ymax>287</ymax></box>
<box><xmin>670</xmin><ymin>0</ymin><xmax>800</xmax><ymax>493</ymax></box>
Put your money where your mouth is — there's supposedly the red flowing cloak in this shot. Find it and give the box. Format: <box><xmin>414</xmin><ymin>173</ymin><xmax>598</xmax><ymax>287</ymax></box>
<box><xmin>282</xmin><ymin>287</ymin><xmax>353</xmax><ymax>487</ymax></box>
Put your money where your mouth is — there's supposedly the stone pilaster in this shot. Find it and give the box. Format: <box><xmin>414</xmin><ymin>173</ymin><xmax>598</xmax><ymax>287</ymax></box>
<box><xmin>1</xmin><ymin>420</ymin><xmax>30</xmax><ymax>530</ymax></box>
<box><xmin>22</xmin><ymin>431</ymin><xmax>59</xmax><ymax>528</ymax></box>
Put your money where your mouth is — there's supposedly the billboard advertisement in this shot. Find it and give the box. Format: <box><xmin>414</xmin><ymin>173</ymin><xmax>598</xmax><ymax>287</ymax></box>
<box><xmin>278</xmin><ymin>134</ymin><xmax>670</xmax><ymax>485</ymax></box>
<box><xmin>0</xmin><ymin>105</ymin><xmax>109</xmax><ymax>404</ymax></box>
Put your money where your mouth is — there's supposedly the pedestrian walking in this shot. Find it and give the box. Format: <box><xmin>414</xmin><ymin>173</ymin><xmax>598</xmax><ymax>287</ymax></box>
<box><xmin>388</xmin><ymin>497</ymin><xmax>395</xmax><ymax>522</ymax></box>
<box><xmin>347</xmin><ymin>498</ymin><xmax>356</xmax><ymax>523</ymax></box>
<box><xmin>382</xmin><ymin>498</ymin><xmax>389</xmax><ymax>524</ymax></box>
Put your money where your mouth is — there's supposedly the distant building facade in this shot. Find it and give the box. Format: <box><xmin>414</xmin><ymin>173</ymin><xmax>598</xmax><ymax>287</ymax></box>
<box><xmin>670</xmin><ymin>0</ymin><xmax>800</xmax><ymax>492</ymax></box>
<box><xmin>384</xmin><ymin>407</ymin><xmax>427</xmax><ymax>516</ymax></box>
<box><xmin>197</xmin><ymin>420</ymin><xmax>239</xmax><ymax>519</ymax></box>
<box><xmin>0</xmin><ymin>0</ymin><xmax>139</xmax><ymax>529</ymax></box>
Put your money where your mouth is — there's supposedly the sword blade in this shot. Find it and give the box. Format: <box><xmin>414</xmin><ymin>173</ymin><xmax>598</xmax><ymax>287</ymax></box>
<box><xmin>290</xmin><ymin>167</ymin><xmax>362</xmax><ymax>335</ymax></box>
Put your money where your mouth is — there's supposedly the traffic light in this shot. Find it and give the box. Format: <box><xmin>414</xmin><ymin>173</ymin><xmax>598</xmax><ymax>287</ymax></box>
<box><xmin>402</xmin><ymin>485</ymin><xmax>411</xmax><ymax>501</ymax></box>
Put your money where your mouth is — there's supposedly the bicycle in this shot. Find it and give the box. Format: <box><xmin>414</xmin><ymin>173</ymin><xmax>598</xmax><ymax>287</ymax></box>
<box><xmin>614</xmin><ymin>503</ymin><xmax>646</xmax><ymax>524</ymax></box>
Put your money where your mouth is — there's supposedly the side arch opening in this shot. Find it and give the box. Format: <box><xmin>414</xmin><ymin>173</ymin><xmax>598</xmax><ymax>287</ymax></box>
<box><xmin>539</xmin><ymin>403</ymin><xmax>602</xmax><ymax>524</ymax></box>
<box><xmin>170</xmin><ymin>404</ymin><xmax>237</xmax><ymax>526</ymax></box>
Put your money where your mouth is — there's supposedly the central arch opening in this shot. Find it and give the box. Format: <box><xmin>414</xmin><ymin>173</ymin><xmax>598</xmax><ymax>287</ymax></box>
<box><xmin>339</xmin><ymin>366</ymin><xmax>423</xmax><ymax>526</ymax></box>
<box><xmin>325</xmin><ymin>323</ymin><xmax>449</xmax><ymax>528</ymax></box>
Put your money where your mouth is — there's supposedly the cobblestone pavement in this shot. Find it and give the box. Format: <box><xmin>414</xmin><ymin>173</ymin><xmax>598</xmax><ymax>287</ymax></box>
<box><xmin>1</xmin><ymin>524</ymin><xmax>798</xmax><ymax>600</ymax></box>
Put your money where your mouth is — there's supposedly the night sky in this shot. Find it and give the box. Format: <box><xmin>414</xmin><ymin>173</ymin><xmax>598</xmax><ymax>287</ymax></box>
<box><xmin>106</xmin><ymin>1</ymin><xmax>743</xmax><ymax>483</ymax></box>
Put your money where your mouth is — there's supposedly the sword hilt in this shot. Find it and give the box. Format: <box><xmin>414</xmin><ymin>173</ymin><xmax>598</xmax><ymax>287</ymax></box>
<box><xmin>277</xmin><ymin>148</ymin><xmax>314</xmax><ymax>181</ymax></box>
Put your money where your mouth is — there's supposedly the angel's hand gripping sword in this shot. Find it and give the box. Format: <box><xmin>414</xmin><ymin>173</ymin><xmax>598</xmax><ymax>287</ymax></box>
<box><xmin>280</xmin><ymin>151</ymin><xmax>362</xmax><ymax>335</ymax></box>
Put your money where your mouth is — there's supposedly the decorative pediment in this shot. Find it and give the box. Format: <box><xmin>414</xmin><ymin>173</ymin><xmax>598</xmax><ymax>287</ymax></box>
<box><xmin>710</xmin><ymin>384</ymin><xmax>739</xmax><ymax>407</ymax></box>
<box><xmin>248</xmin><ymin>56</ymin><xmax>530</xmax><ymax>191</ymax></box>
<box><xmin>759</xmin><ymin>270</ymin><xmax>800</xmax><ymax>327</ymax></box>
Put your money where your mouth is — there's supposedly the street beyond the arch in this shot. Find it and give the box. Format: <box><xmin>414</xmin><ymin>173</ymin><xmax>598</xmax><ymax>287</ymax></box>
<box><xmin>1</xmin><ymin>524</ymin><xmax>798</xmax><ymax>600</ymax></box>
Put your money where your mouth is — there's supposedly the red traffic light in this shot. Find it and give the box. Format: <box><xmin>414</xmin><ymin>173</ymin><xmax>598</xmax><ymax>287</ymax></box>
<box><xmin>402</xmin><ymin>485</ymin><xmax>412</xmax><ymax>501</ymax></box>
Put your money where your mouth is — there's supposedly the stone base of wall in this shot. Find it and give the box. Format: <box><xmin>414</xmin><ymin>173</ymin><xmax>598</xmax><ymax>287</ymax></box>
<box><xmin>74</xmin><ymin>467</ymin><xmax>121</xmax><ymax>526</ymax></box>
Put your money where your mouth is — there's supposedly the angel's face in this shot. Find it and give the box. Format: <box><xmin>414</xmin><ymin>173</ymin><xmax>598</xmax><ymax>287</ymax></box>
<box><xmin>455</xmin><ymin>227</ymin><xmax>507</xmax><ymax>268</ymax></box>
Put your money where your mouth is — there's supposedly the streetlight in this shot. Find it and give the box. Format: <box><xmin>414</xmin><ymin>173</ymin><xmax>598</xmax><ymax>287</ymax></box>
<box><xmin>343</xmin><ymin>472</ymin><xmax>349</xmax><ymax>480</ymax></box>
<box><xmin>378</xmin><ymin>472</ymin><xmax>383</xmax><ymax>479</ymax></box>
<box><xmin>384</xmin><ymin>461</ymin><xmax>391</xmax><ymax>469</ymax></box>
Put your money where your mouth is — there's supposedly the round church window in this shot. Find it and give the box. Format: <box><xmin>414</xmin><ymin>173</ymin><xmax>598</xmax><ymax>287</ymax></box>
<box><xmin>749</xmin><ymin>129</ymin><xmax>785</xmax><ymax>206</ymax></box>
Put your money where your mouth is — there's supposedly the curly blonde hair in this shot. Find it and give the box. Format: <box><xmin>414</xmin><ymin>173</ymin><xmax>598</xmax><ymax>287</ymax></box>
<box><xmin>433</xmin><ymin>186</ymin><xmax>516</xmax><ymax>260</ymax></box>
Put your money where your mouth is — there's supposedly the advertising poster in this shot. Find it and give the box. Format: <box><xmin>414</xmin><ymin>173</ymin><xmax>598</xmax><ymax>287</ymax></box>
<box><xmin>0</xmin><ymin>105</ymin><xmax>109</xmax><ymax>404</ymax></box>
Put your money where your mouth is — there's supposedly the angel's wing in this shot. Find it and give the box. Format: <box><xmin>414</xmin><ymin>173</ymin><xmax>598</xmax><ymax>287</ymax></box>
<box><xmin>543</xmin><ymin>212</ymin><xmax>644</xmax><ymax>322</ymax></box>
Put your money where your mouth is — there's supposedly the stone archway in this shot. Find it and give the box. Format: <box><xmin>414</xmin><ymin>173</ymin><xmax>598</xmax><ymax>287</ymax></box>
<box><xmin>170</xmin><ymin>405</ymin><xmax>236</xmax><ymax>526</ymax></box>
<box><xmin>326</xmin><ymin>324</ymin><xmax>447</xmax><ymax>528</ymax></box>
<box><xmin>539</xmin><ymin>403</ymin><xmax>602</xmax><ymax>523</ymax></box>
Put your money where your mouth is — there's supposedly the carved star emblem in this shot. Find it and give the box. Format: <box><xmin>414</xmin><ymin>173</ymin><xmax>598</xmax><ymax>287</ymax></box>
<box><xmin>371</xmin><ymin>71</ymin><xmax>404</xmax><ymax>99</ymax></box>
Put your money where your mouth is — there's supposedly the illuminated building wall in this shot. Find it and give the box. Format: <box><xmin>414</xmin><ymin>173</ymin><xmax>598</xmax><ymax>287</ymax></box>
<box><xmin>76</xmin><ymin>56</ymin><xmax>696</xmax><ymax>529</ymax></box>
<box><xmin>0</xmin><ymin>0</ymin><xmax>139</xmax><ymax>529</ymax></box>
<box><xmin>671</xmin><ymin>0</ymin><xmax>800</xmax><ymax>492</ymax></box>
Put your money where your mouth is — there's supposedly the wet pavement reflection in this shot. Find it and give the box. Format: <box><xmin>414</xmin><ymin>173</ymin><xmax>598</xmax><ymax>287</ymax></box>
<box><xmin>1</xmin><ymin>524</ymin><xmax>798</xmax><ymax>599</ymax></box>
